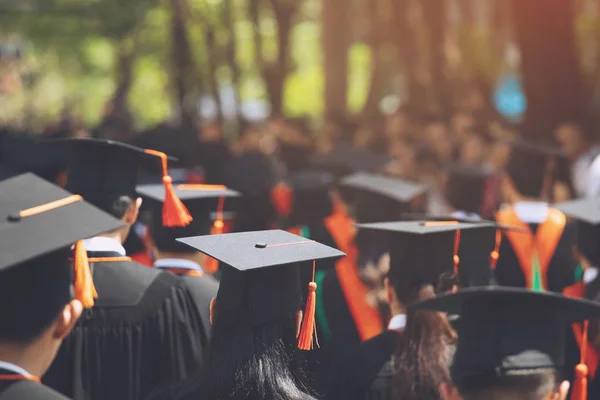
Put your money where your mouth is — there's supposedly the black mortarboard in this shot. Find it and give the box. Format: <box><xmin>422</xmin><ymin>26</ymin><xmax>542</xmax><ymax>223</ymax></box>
<box><xmin>0</xmin><ymin>173</ymin><xmax>124</xmax><ymax>340</ymax></box>
<box><xmin>411</xmin><ymin>287</ymin><xmax>600</xmax><ymax>391</ymax></box>
<box><xmin>400</xmin><ymin>213</ymin><xmax>526</xmax><ymax>287</ymax></box>
<box><xmin>444</xmin><ymin>164</ymin><xmax>492</xmax><ymax>215</ymax></box>
<box><xmin>311</xmin><ymin>144</ymin><xmax>391</xmax><ymax>178</ymax></box>
<box><xmin>341</xmin><ymin>172</ymin><xmax>429</xmax><ymax>204</ymax></box>
<box><xmin>47</xmin><ymin>138</ymin><xmax>192</xmax><ymax>227</ymax></box>
<box><xmin>272</xmin><ymin>170</ymin><xmax>334</xmax><ymax>224</ymax></box>
<box><xmin>556</xmin><ymin>197</ymin><xmax>600</xmax><ymax>267</ymax></box>
<box><xmin>356</xmin><ymin>221</ymin><xmax>497</xmax><ymax>292</ymax></box>
<box><xmin>137</xmin><ymin>183</ymin><xmax>240</xmax><ymax>253</ymax></box>
<box><xmin>178</xmin><ymin>230</ymin><xmax>345</xmax><ymax>349</ymax></box>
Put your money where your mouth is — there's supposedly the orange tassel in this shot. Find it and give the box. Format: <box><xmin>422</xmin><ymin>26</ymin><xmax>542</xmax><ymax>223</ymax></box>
<box><xmin>205</xmin><ymin>197</ymin><xmax>225</xmax><ymax>274</ymax></box>
<box><xmin>271</xmin><ymin>183</ymin><xmax>293</xmax><ymax>218</ymax></box>
<box><xmin>490</xmin><ymin>229</ymin><xmax>502</xmax><ymax>270</ymax></box>
<box><xmin>572</xmin><ymin>320</ymin><xmax>590</xmax><ymax>400</ymax></box>
<box><xmin>298</xmin><ymin>261</ymin><xmax>319</xmax><ymax>350</ymax></box>
<box><xmin>73</xmin><ymin>240</ymin><xmax>97</xmax><ymax>308</ymax></box>
<box><xmin>145</xmin><ymin>149</ymin><xmax>192</xmax><ymax>227</ymax></box>
<box><xmin>453</xmin><ymin>229</ymin><xmax>461</xmax><ymax>274</ymax></box>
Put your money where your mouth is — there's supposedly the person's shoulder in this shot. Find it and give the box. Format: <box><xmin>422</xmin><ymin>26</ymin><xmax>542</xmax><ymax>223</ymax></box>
<box><xmin>0</xmin><ymin>382</ymin><xmax>69</xmax><ymax>400</ymax></box>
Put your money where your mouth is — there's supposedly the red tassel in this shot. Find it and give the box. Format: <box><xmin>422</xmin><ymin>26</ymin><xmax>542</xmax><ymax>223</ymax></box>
<box><xmin>298</xmin><ymin>262</ymin><xmax>319</xmax><ymax>351</ymax></box>
<box><xmin>73</xmin><ymin>240</ymin><xmax>97</xmax><ymax>308</ymax></box>
<box><xmin>572</xmin><ymin>321</ymin><xmax>590</xmax><ymax>400</ymax></box>
<box><xmin>271</xmin><ymin>183</ymin><xmax>293</xmax><ymax>218</ymax></box>
<box><xmin>490</xmin><ymin>229</ymin><xmax>502</xmax><ymax>270</ymax></box>
<box><xmin>453</xmin><ymin>229</ymin><xmax>461</xmax><ymax>274</ymax></box>
<box><xmin>145</xmin><ymin>149</ymin><xmax>193</xmax><ymax>227</ymax></box>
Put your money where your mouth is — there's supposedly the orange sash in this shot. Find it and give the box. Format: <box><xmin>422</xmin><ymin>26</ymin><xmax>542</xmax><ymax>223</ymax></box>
<box><xmin>496</xmin><ymin>207</ymin><xmax>566</xmax><ymax>291</ymax></box>
<box><xmin>324</xmin><ymin>195</ymin><xmax>383</xmax><ymax>342</ymax></box>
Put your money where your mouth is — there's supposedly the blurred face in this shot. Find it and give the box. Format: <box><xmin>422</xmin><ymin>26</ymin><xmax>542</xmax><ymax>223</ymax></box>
<box><xmin>426</xmin><ymin>123</ymin><xmax>453</xmax><ymax>161</ymax></box>
<box><xmin>555</xmin><ymin>124</ymin><xmax>586</xmax><ymax>160</ymax></box>
<box><xmin>353</xmin><ymin>126</ymin><xmax>375</xmax><ymax>148</ymax></box>
<box><xmin>489</xmin><ymin>142</ymin><xmax>511</xmax><ymax>170</ymax></box>
<box><xmin>459</xmin><ymin>135</ymin><xmax>485</xmax><ymax>164</ymax></box>
<box><xmin>385</xmin><ymin>113</ymin><xmax>409</xmax><ymax>140</ymax></box>
<box><xmin>451</xmin><ymin>113</ymin><xmax>475</xmax><ymax>141</ymax></box>
<box><xmin>201</xmin><ymin>123</ymin><xmax>223</xmax><ymax>142</ymax></box>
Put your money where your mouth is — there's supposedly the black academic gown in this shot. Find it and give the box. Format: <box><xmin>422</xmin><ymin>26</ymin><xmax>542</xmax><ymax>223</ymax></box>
<box><xmin>325</xmin><ymin>330</ymin><xmax>399</xmax><ymax>400</ymax></box>
<box><xmin>0</xmin><ymin>368</ymin><xmax>68</xmax><ymax>400</ymax></box>
<box><xmin>156</xmin><ymin>264</ymin><xmax>219</xmax><ymax>342</ymax></box>
<box><xmin>44</xmin><ymin>251</ymin><xmax>206</xmax><ymax>400</ymax></box>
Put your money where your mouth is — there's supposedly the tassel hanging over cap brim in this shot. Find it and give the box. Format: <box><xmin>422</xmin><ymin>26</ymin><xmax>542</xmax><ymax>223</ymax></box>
<box><xmin>298</xmin><ymin>262</ymin><xmax>319</xmax><ymax>351</ymax></box>
<box><xmin>74</xmin><ymin>240</ymin><xmax>97</xmax><ymax>308</ymax></box>
<box><xmin>144</xmin><ymin>149</ymin><xmax>193</xmax><ymax>227</ymax></box>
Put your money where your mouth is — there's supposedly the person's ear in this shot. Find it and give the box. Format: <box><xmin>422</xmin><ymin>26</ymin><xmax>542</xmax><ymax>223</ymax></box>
<box><xmin>295</xmin><ymin>310</ymin><xmax>303</xmax><ymax>338</ymax></box>
<box><xmin>555</xmin><ymin>381</ymin><xmax>570</xmax><ymax>400</ymax></box>
<box><xmin>209</xmin><ymin>297</ymin><xmax>216</xmax><ymax>325</ymax></box>
<box><xmin>123</xmin><ymin>198</ymin><xmax>142</xmax><ymax>225</ymax></box>
<box><xmin>53</xmin><ymin>300</ymin><xmax>83</xmax><ymax>341</ymax></box>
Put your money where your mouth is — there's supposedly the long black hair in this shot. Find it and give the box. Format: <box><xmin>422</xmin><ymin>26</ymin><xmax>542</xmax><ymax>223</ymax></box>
<box><xmin>169</xmin><ymin>305</ymin><xmax>314</xmax><ymax>400</ymax></box>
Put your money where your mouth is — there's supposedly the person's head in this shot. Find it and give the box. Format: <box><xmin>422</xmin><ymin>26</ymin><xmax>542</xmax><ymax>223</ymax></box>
<box><xmin>0</xmin><ymin>173</ymin><xmax>124</xmax><ymax>376</ymax></box>
<box><xmin>459</xmin><ymin>370</ymin><xmax>569</xmax><ymax>400</ymax></box>
<box><xmin>458</xmin><ymin>134</ymin><xmax>485</xmax><ymax>165</ymax></box>
<box><xmin>444</xmin><ymin>165</ymin><xmax>490</xmax><ymax>215</ymax></box>
<box><xmin>503</xmin><ymin>142</ymin><xmax>555</xmax><ymax>201</ymax></box>
<box><xmin>0</xmin><ymin>249</ymin><xmax>83</xmax><ymax>376</ymax></box>
<box><xmin>198</xmin><ymin>121</ymin><xmax>224</xmax><ymax>142</ymax></box>
<box><xmin>424</xmin><ymin>119</ymin><xmax>453</xmax><ymax>162</ymax></box>
<box><xmin>554</xmin><ymin>122</ymin><xmax>590</xmax><ymax>161</ymax></box>
<box><xmin>178</xmin><ymin>230</ymin><xmax>343</xmax><ymax>399</ymax></box>
<box><xmin>451</xmin><ymin>111</ymin><xmax>475</xmax><ymax>142</ymax></box>
<box><xmin>385</xmin><ymin>107</ymin><xmax>411</xmax><ymax>140</ymax></box>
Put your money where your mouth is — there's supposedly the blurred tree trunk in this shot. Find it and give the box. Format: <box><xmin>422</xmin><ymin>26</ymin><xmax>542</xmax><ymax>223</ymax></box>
<box><xmin>323</xmin><ymin>0</ymin><xmax>350</xmax><ymax>116</ymax></box>
<box><xmin>422</xmin><ymin>0</ymin><xmax>449</xmax><ymax>112</ymax></box>
<box><xmin>170</xmin><ymin>0</ymin><xmax>197</xmax><ymax>133</ymax></box>
<box><xmin>204</xmin><ymin>28</ymin><xmax>224</xmax><ymax>122</ymax></box>
<box><xmin>111</xmin><ymin>37</ymin><xmax>135</xmax><ymax>121</ymax></box>
<box><xmin>510</xmin><ymin>0</ymin><xmax>585</xmax><ymax>139</ymax></box>
<box><xmin>223</xmin><ymin>0</ymin><xmax>242</xmax><ymax>124</ymax></box>
<box><xmin>390</xmin><ymin>0</ymin><xmax>425</xmax><ymax>109</ymax></box>
<box><xmin>109</xmin><ymin>37</ymin><xmax>135</xmax><ymax>140</ymax></box>
<box><xmin>362</xmin><ymin>0</ymin><xmax>385</xmax><ymax>116</ymax></box>
<box><xmin>249</xmin><ymin>0</ymin><xmax>298</xmax><ymax>116</ymax></box>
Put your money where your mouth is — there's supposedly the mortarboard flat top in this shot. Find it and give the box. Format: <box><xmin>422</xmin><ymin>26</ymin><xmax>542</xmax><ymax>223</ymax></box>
<box><xmin>444</xmin><ymin>163</ymin><xmax>493</xmax><ymax>178</ymax></box>
<box><xmin>341</xmin><ymin>172</ymin><xmax>429</xmax><ymax>203</ymax></box>
<box><xmin>400</xmin><ymin>212</ymin><xmax>526</xmax><ymax>232</ymax></box>
<box><xmin>411</xmin><ymin>287</ymin><xmax>600</xmax><ymax>387</ymax></box>
<box><xmin>505</xmin><ymin>138</ymin><xmax>566</xmax><ymax>157</ymax></box>
<box><xmin>177</xmin><ymin>229</ymin><xmax>346</xmax><ymax>271</ymax></box>
<box><xmin>0</xmin><ymin>173</ymin><xmax>125</xmax><ymax>270</ymax></box>
<box><xmin>555</xmin><ymin>197</ymin><xmax>600</xmax><ymax>225</ymax></box>
<box><xmin>356</xmin><ymin>220</ymin><xmax>496</xmax><ymax>235</ymax></box>
<box><xmin>137</xmin><ymin>184</ymin><xmax>240</xmax><ymax>203</ymax></box>
<box><xmin>283</xmin><ymin>170</ymin><xmax>334</xmax><ymax>191</ymax></box>
<box><xmin>311</xmin><ymin>144</ymin><xmax>391</xmax><ymax>173</ymax></box>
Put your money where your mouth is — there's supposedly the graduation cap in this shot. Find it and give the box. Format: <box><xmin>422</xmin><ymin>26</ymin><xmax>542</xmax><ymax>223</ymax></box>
<box><xmin>271</xmin><ymin>170</ymin><xmax>334</xmax><ymax>224</ymax></box>
<box><xmin>411</xmin><ymin>287</ymin><xmax>600</xmax><ymax>394</ymax></box>
<box><xmin>310</xmin><ymin>144</ymin><xmax>391</xmax><ymax>178</ymax></box>
<box><xmin>45</xmin><ymin>138</ymin><xmax>192</xmax><ymax>228</ymax></box>
<box><xmin>356</xmin><ymin>220</ymin><xmax>498</xmax><ymax>292</ymax></box>
<box><xmin>177</xmin><ymin>229</ymin><xmax>345</xmax><ymax>350</ymax></box>
<box><xmin>444</xmin><ymin>164</ymin><xmax>493</xmax><ymax>215</ymax></box>
<box><xmin>137</xmin><ymin>183</ymin><xmax>240</xmax><ymax>254</ymax></box>
<box><xmin>400</xmin><ymin>213</ymin><xmax>526</xmax><ymax>286</ymax></box>
<box><xmin>555</xmin><ymin>197</ymin><xmax>600</xmax><ymax>267</ymax></box>
<box><xmin>341</xmin><ymin>172</ymin><xmax>428</xmax><ymax>223</ymax></box>
<box><xmin>0</xmin><ymin>173</ymin><xmax>124</xmax><ymax>339</ymax></box>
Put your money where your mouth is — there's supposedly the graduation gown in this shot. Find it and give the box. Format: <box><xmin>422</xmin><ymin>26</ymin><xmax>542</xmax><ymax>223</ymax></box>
<box><xmin>325</xmin><ymin>330</ymin><xmax>399</xmax><ymax>400</ymax></box>
<box><xmin>43</xmin><ymin>251</ymin><xmax>207</xmax><ymax>400</ymax></box>
<box><xmin>155</xmin><ymin>260</ymin><xmax>219</xmax><ymax>341</ymax></box>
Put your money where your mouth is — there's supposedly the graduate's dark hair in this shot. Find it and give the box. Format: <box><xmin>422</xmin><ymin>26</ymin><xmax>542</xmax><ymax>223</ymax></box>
<box><xmin>0</xmin><ymin>248</ymin><xmax>72</xmax><ymax>342</ymax></box>
<box><xmin>181</xmin><ymin>303</ymin><xmax>313</xmax><ymax>400</ymax></box>
<box><xmin>391</xmin><ymin>308</ymin><xmax>457</xmax><ymax>400</ymax></box>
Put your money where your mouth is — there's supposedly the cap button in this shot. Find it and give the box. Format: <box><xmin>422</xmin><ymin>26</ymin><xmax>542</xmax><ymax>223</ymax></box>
<box><xmin>7</xmin><ymin>213</ymin><xmax>21</xmax><ymax>222</ymax></box>
<box><xmin>255</xmin><ymin>242</ymin><xmax>267</xmax><ymax>248</ymax></box>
